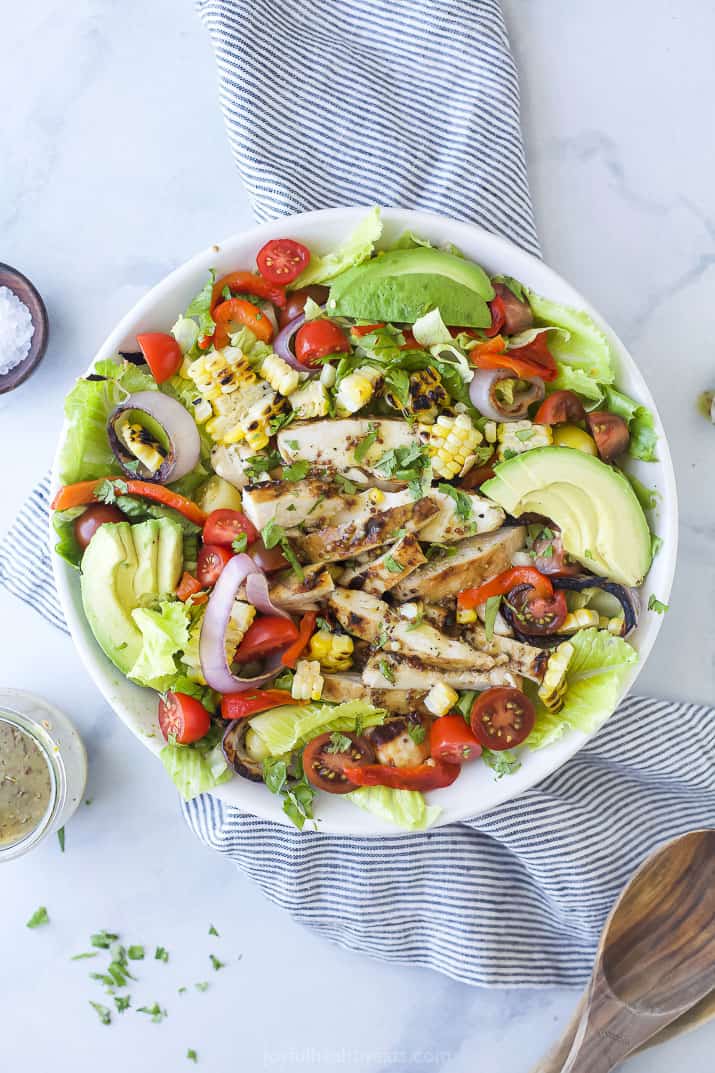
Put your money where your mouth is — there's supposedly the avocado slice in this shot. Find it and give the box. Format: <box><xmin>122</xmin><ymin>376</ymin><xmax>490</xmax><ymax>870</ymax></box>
<box><xmin>481</xmin><ymin>446</ymin><xmax>651</xmax><ymax>586</ymax></box>
<box><xmin>327</xmin><ymin>248</ymin><xmax>494</xmax><ymax>327</ymax></box>
<box><xmin>80</xmin><ymin>517</ymin><xmax>185</xmax><ymax>676</ymax></box>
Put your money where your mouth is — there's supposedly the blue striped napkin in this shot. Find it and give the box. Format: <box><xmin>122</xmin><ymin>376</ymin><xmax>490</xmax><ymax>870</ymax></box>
<box><xmin>2</xmin><ymin>0</ymin><xmax>712</xmax><ymax>988</ymax></box>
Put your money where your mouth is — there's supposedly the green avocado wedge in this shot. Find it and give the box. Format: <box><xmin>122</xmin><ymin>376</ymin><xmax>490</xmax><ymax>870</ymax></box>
<box><xmin>327</xmin><ymin>248</ymin><xmax>494</xmax><ymax>327</ymax></box>
<box><xmin>481</xmin><ymin>447</ymin><xmax>652</xmax><ymax>587</ymax></box>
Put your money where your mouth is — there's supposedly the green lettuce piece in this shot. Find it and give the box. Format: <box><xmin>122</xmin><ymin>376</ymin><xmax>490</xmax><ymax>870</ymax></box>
<box><xmin>291</xmin><ymin>207</ymin><xmax>382</xmax><ymax>287</ymax></box>
<box><xmin>603</xmin><ymin>386</ymin><xmax>658</xmax><ymax>461</ymax></box>
<box><xmin>160</xmin><ymin>725</ymin><xmax>231</xmax><ymax>801</ymax></box>
<box><xmin>52</xmin><ymin>508</ymin><xmax>84</xmax><ymax>568</ymax></box>
<box><xmin>526</xmin><ymin>290</ymin><xmax>615</xmax><ymax>400</ymax></box>
<box><xmin>58</xmin><ymin>359</ymin><xmax>157</xmax><ymax>484</ymax></box>
<box><xmin>248</xmin><ymin>699</ymin><xmax>386</xmax><ymax>757</ymax></box>
<box><xmin>128</xmin><ymin>601</ymin><xmax>191</xmax><ymax>691</ymax></box>
<box><xmin>347</xmin><ymin>786</ymin><xmax>441</xmax><ymax>830</ymax></box>
<box><xmin>528</xmin><ymin>628</ymin><xmax>638</xmax><ymax>750</ymax></box>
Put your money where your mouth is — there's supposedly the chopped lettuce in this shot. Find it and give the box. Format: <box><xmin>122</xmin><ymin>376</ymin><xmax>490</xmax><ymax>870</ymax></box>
<box><xmin>528</xmin><ymin>628</ymin><xmax>638</xmax><ymax>750</ymax></box>
<box><xmin>412</xmin><ymin>308</ymin><xmax>452</xmax><ymax>347</ymax></box>
<box><xmin>160</xmin><ymin>724</ymin><xmax>231</xmax><ymax>800</ymax></box>
<box><xmin>127</xmin><ymin>601</ymin><xmax>191</xmax><ymax>691</ymax></box>
<box><xmin>603</xmin><ymin>387</ymin><xmax>658</xmax><ymax>462</ymax></box>
<box><xmin>526</xmin><ymin>290</ymin><xmax>615</xmax><ymax>402</ymax></box>
<box><xmin>248</xmin><ymin>699</ymin><xmax>386</xmax><ymax>758</ymax></box>
<box><xmin>291</xmin><ymin>207</ymin><xmax>382</xmax><ymax>287</ymax></box>
<box><xmin>58</xmin><ymin>359</ymin><xmax>156</xmax><ymax>484</ymax></box>
<box><xmin>347</xmin><ymin>786</ymin><xmax>441</xmax><ymax>830</ymax></box>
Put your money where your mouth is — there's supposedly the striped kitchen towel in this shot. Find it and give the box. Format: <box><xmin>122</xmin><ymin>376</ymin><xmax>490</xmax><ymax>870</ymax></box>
<box><xmin>2</xmin><ymin>0</ymin><xmax>712</xmax><ymax>988</ymax></box>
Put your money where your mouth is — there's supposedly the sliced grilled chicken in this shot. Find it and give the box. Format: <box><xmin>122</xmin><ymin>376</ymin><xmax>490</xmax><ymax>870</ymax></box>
<box><xmin>362</xmin><ymin>653</ymin><xmax>524</xmax><ymax>692</ymax></box>
<box><xmin>293</xmin><ymin>496</ymin><xmax>438</xmax><ymax>564</ymax></box>
<box><xmin>391</xmin><ymin>525</ymin><xmax>526</xmax><ymax>602</ymax></box>
<box><xmin>339</xmin><ymin>533</ymin><xmax>426</xmax><ymax>595</ymax></box>
<box><xmin>327</xmin><ymin>588</ymin><xmax>387</xmax><ymax>643</ymax></box>
<box><xmin>320</xmin><ymin>674</ymin><xmax>432</xmax><ymax>717</ymax></box>
<box><xmin>364</xmin><ymin>715</ymin><xmax>432</xmax><ymax>767</ymax></box>
<box><xmin>277</xmin><ymin>418</ymin><xmax>419</xmax><ymax>477</ymax></box>
<box><xmin>417</xmin><ymin>489</ymin><xmax>504</xmax><ymax>543</ymax></box>
<box><xmin>463</xmin><ymin>626</ymin><xmax>548</xmax><ymax>683</ymax></box>
<box><xmin>241</xmin><ymin>478</ymin><xmax>350</xmax><ymax>531</ymax></box>
<box><xmin>240</xmin><ymin>564</ymin><xmax>334</xmax><ymax>611</ymax></box>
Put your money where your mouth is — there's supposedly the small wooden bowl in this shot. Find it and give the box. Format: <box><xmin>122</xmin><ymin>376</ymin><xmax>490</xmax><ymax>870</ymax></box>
<box><xmin>0</xmin><ymin>264</ymin><xmax>49</xmax><ymax>394</ymax></box>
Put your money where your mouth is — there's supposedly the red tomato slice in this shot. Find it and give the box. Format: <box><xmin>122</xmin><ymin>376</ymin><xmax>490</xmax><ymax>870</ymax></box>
<box><xmin>197</xmin><ymin>544</ymin><xmax>233</xmax><ymax>587</ymax></box>
<box><xmin>344</xmin><ymin>759</ymin><xmax>461</xmax><ymax>792</ymax></box>
<box><xmin>158</xmin><ymin>692</ymin><xmax>211</xmax><ymax>744</ymax></box>
<box><xmin>136</xmin><ymin>332</ymin><xmax>183</xmax><ymax>384</ymax></box>
<box><xmin>534</xmin><ymin>390</ymin><xmax>586</xmax><ymax>426</ymax></box>
<box><xmin>256</xmin><ymin>239</ymin><xmax>311</xmax><ymax>284</ymax></box>
<box><xmin>220</xmin><ymin>689</ymin><xmax>295</xmax><ymax>720</ymax></box>
<box><xmin>211</xmin><ymin>270</ymin><xmax>286</xmax><ymax>312</ymax></box>
<box><xmin>303</xmin><ymin>732</ymin><xmax>376</xmax><ymax>794</ymax></box>
<box><xmin>470</xmin><ymin>687</ymin><xmax>535</xmax><ymax>750</ymax></box>
<box><xmin>213</xmin><ymin>298</ymin><xmax>274</xmax><ymax>348</ymax></box>
<box><xmin>234</xmin><ymin>616</ymin><xmax>299</xmax><ymax>662</ymax></box>
<box><xmin>203</xmin><ymin>509</ymin><xmax>258</xmax><ymax>549</ymax></box>
<box><xmin>73</xmin><ymin>504</ymin><xmax>124</xmax><ymax>550</ymax></box>
<box><xmin>430</xmin><ymin>715</ymin><xmax>482</xmax><ymax>764</ymax></box>
<box><xmin>294</xmin><ymin>320</ymin><xmax>350</xmax><ymax>367</ymax></box>
<box><xmin>280</xmin><ymin>611</ymin><xmax>317</xmax><ymax>668</ymax></box>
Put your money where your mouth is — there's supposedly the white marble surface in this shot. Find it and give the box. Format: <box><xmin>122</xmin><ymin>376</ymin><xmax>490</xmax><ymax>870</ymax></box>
<box><xmin>0</xmin><ymin>1</ymin><xmax>713</xmax><ymax>1070</ymax></box>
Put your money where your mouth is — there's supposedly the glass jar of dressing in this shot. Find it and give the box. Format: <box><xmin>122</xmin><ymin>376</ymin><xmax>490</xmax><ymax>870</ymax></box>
<box><xmin>0</xmin><ymin>689</ymin><xmax>87</xmax><ymax>862</ymax></box>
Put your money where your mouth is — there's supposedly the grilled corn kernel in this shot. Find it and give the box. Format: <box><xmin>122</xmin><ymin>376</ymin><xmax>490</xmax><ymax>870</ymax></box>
<box><xmin>497</xmin><ymin>420</ymin><xmax>553</xmax><ymax>460</ymax></box>
<box><xmin>335</xmin><ymin>366</ymin><xmax>382</xmax><ymax>415</ymax></box>
<box><xmin>427</xmin><ymin>414</ymin><xmax>483</xmax><ymax>479</ymax></box>
<box><xmin>292</xmin><ymin>659</ymin><xmax>324</xmax><ymax>701</ymax></box>
<box><xmin>385</xmin><ymin>367</ymin><xmax>449</xmax><ymax>424</ymax></box>
<box><xmin>456</xmin><ymin>607</ymin><xmax>478</xmax><ymax>624</ymax></box>
<box><xmin>290</xmin><ymin>380</ymin><xmax>330</xmax><ymax>420</ymax></box>
<box><xmin>538</xmin><ymin>641</ymin><xmax>574</xmax><ymax>713</ymax></box>
<box><xmin>424</xmin><ymin>682</ymin><xmax>459</xmax><ymax>718</ymax></box>
<box><xmin>559</xmin><ymin>609</ymin><xmax>600</xmax><ymax>634</ymax></box>
<box><xmin>224</xmin><ymin>600</ymin><xmax>256</xmax><ymax>657</ymax></box>
<box><xmin>308</xmin><ymin>630</ymin><xmax>354</xmax><ymax>672</ymax></box>
<box><xmin>260</xmin><ymin>354</ymin><xmax>300</xmax><ymax>396</ymax></box>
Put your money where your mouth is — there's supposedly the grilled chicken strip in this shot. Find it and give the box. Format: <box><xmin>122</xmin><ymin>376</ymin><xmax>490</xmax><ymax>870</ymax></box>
<box><xmin>362</xmin><ymin>653</ymin><xmax>524</xmax><ymax>692</ymax></box>
<box><xmin>320</xmin><ymin>674</ymin><xmax>432</xmax><ymax>717</ymax></box>
<box><xmin>339</xmin><ymin>533</ymin><xmax>427</xmax><ymax>595</ymax></box>
<box><xmin>391</xmin><ymin>525</ymin><xmax>526</xmax><ymax>602</ymax></box>
<box><xmin>417</xmin><ymin>489</ymin><xmax>504</xmax><ymax>543</ymax></box>
<box><xmin>293</xmin><ymin>496</ymin><xmax>438</xmax><ymax>565</ymax></box>
<box><xmin>237</xmin><ymin>564</ymin><xmax>334</xmax><ymax>611</ymax></box>
<box><xmin>277</xmin><ymin>418</ymin><xmax>420</xmax><ymax>477</ymax></box>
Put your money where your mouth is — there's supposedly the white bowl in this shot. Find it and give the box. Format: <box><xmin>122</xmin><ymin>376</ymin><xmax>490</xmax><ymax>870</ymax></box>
<box><xmin>50</xmin><ymin>207</ymin><xmax>678</xmax><ymax>835</ymax></box>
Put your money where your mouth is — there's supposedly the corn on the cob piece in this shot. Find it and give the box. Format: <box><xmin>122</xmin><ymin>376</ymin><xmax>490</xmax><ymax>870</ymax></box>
<box><xmin>558</xmin><ymin>609</ymin><xmax>600</xmax><ymax>634</ymax></box>
<box><xmin>292</xmin><ymin>659</ymin><xmax>324</xmax><ymax>701</ymax></box>
<box><xmin>260</xmin><ymin>354</ymin><xmax>301</xmax><ymax>397</ymax></box>
<box><xmin>426</xmin><ymin>414</ymin><xmax>483</xmax><ymax>479</ymax></box>
<box><xmin>335</xmin><ymin>366</ymin><xmax>382</xmax><ymax>415</ymax></box>
<box><xmin>497</xmin><ymin>420</ymin><xmax>553</xmax><ymax>460</ymax></box>
<box><xmin>424</xmin><ymin>682</ymin><xmax>459</xmax><ymax>717</ymax></box>
<box><xmin>385</xmin><ymin>368</ymin><xmax>449</xmax><ymax>424</ymax></box>
<box><xmin>538</xmin><ymin>641</ymin><xmax>574</xmax><ymax>713</ymax></box>
<box><xmin>308</xmin><ymin>630</ymin><xmax>354</xmax><ymax>672</ymax></box>
<box><xmin>290</xmin><ymin>380</ymin><xmax>330</xmax><ymax>420</ymax></box>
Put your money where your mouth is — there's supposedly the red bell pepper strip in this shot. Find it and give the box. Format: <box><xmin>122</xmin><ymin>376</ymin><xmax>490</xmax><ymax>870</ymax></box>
<box><xmin>344</xmin><ymin>759</ymin><xmax>461</xmax><ymax>792</ymax></box>
<box><xmin>280</xmin><ymin>611</ymin><xmax>317</xmax><ymax>668</ymax></box>
<box><xmin>220</xmin><ymin>689</ymin><xmax>297</xmax><ymax>721</ymax></box>
<box><xmin>457</xmin><ymin>566</ymin><xmax>553</xmax><ymax>610</ymax></box>
<box><xmin>211</xmin><ymin>270</ymin><xmax>286</xmax><ymax>312</ymax></box>
<box><xmin>50</xmin><ymin>478</ymin><xmax>206</xmax><ymax>527</ymax></box>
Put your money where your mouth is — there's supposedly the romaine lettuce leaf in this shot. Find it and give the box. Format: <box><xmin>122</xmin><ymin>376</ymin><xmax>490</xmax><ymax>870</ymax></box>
<box><xmin>526</xmin><ymin>290</ymin><xmax>615</xmax><ymax>401</ymax></box>
<box><xmin>291</xmin><ymin>207</ymin><xmax>382</xmax><ymax>287</ymax></box>
<box><xmin>248</xmin><ymin>699</ymin><xmax>386</xmax><ymax>757</ymax></box>
<box><xmin>603</xmin><ymin>387</ymin><xmax>658</xmax><ymax>462</ymax></box>
<box><xmin>528</xmin><ymin>628</ymin><xmax>638</xmax><ymax>750</ymax></box>
<box><xmin>128</xmin><ymin>601</ymin><xmax>191</xmax><ymax>691</ymax></box>
<box><xmin>347</xmin><ymin>786</ymin><xmax>441</xmax><ymax>830</ymax></box>
<box><xmin>160</xmin><ymin>724</ymin><xmax>231</xmax><ymax>800</ymax></box>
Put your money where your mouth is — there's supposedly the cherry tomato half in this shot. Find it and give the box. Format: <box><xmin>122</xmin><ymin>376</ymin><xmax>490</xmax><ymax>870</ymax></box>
<box><xmin>74</xmin><ymin>504</ymin><xmax>124</xmax><ymax>550</ymax></box>
<box><xmin>158</xmin><ymin>691</ymin><xmax>212</xmax><ymax>745</ymax></box>
<box><xmin>203</xmin><ymin>509</ymin><xmax>258</xmax><ymax>549</ymax></box>
<box><xmin>507</xmin><ymin>584</ymin><xmax>568</xmax><ymax>635</ymax></box>
<box><xmin>294</xmin><ymin>319</ymin><xmax>350</xmax><ymax>368</ymax></box>
<box><xmin>344</xmin><ymin>759</ymin><xmax>461</xmax><ymax>792</ymax></box>
<box><xmin>136</xmin><ymin>332</ymin><xmax>183</xmax><ymax>384</ymax></box>
<box><xmin>197</xmin><ymin>543</ymin><xmax>233</xmax><ymax>587</ymax></box>
<box><xmin>278</xmin><ymin>285</ymin><xmax>330</xmax><ymax>329</ymax></box>
<box><xmin>534</xmin><ymin>390</ymin><xmax>587</xmax><ymax>426</ymax></box>
<box><xmin>585</xmin><ymin>411</ymin><xmax>630</xmax><ymax>462</ymax></box>
<box><xmin>220</xmin><ymin>689</ymin><xmax>295</xmax><ymax>721</ymax></box>
<box><xmin>234</xmin><ymin>616</ymin><xmax>299</xmax><ymax>662</ymax></box>
<box><xmin>303</xmin><ymin>732</ymin><xmax>376</xmax><ymax>794</ymax></box>
<box><xmin>430</xmin><ymin>714</ymin><xmax>482</xmax><ymax>764</ymax></box>
<box><xmin>213</xmin><ymin>298</ymin><xmax>274</xmax><ymax>349</ymax></box>
<box><xmin>470</xmin><ymin>687</ymin><xmax>535</xmax><ymax>750</ymax></box>
<box><xmin>256</xmin><ymin>238</ymin><xmax>311</xmax><ymax>285</ymax></box>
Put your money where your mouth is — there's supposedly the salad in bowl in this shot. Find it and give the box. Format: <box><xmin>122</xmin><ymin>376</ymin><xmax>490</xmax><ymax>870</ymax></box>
<box><xmin>50</xmin><ymin>208</ymin><xmax>674</xmax><ymax>832</ymax></box>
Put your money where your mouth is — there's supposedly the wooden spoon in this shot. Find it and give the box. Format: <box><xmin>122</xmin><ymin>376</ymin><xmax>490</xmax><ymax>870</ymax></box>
<box><xmin>532</xmin><ymin>828</ymin><xmax>715</xmax><ymax>1073</ymax></box>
